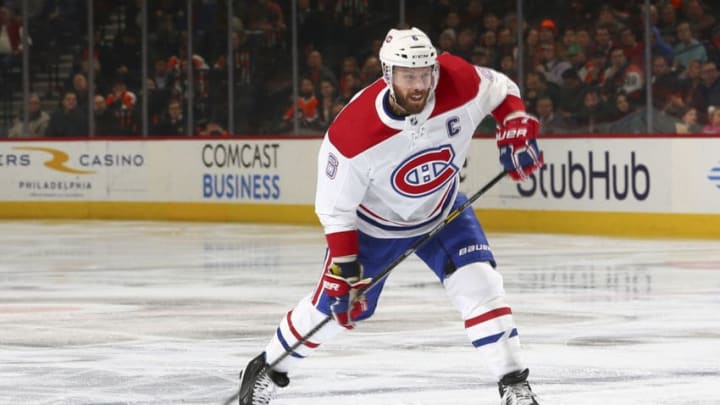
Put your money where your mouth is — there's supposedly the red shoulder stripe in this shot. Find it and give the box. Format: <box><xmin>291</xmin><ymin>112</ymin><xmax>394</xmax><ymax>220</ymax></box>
<box><xmin>430</xmin><ymin>53</ymin><xmax>481</xmax><ymax>118</ymax></box>
<box><xmin>328</xmin><ymin>80</ymin><xmax>400</xmax><ymax>158</ymax></box>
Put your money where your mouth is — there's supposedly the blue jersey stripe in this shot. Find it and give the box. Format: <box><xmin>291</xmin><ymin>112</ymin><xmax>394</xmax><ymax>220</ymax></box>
<box><xmin>357</xmin><ymin>180</ymin><xmax>456</xmax><ymax>232</ymax></box>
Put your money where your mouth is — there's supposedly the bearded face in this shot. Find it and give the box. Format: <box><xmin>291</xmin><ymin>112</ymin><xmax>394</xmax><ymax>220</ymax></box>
<box><xmin>391</xmin><ymin>66</ymin><xmax>434</xmax><ymax>115</ymax></box>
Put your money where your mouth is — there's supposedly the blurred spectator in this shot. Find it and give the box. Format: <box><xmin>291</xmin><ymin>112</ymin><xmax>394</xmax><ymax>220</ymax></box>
<box><xmin>330</xmin><ymin>100</ymin><xmax>346</xmax><ymax>123</ymax></box>
<box><xmin>437</xmin><ymin>28</ymin><xmax>457</xmax><ymax>54</ymax></box>
<box><xmin>280</xmin><ymin>77</ymin><xmax>318</xmax><ymax>132</ymax></box>
<box><xmin>649</xmin><ymin>26</ymin><xmax>675</xmax><ymax>66</ymax></box>
<box><xmin>302</xmin><ymin>49</ymin><xmax>337</xmax><ymax>93</ymax></box>
<box><xmin>574</xmin><ymin>87</ymin><xmax>610</xmax><ymax>132</ymax></box>
<box><xmin>619</xmin><ymin>27</ymin><xmax>644</xmax><ymax>68</ymax></box>
<box><xmin>69</xmin><ymin>72</ymin><xmax>90</xmax><ymax>110</ymax></box>
<box><xmin>482</xmin><ymin>13</ymin><xmax>501</xmax><ymax>36</ymax></box>
<box><xmin>462</xmin><ymin>0</ymin><xmax>484</xmax><ymax>28</ymax></box>
<box><xmin>566</xmin><ymin>43</ymin><xmax>588</xmax><ymax>73</ymax></box>
<box><xmin>152</xmin><ymin>98</ymin><xmax>185</xmax><ymax>136</ymax></box>
<box><xmin>561</xmin><ymin>27</ymin><xmax>577</xmax><ymax>55</ymax></box>
<box><xmin>338</xmin><ymin>72</ymin><xmax>360</xmax><ymax>103</ymax></box>
<box><xmin>151</xmin><ymin>56</ymin><xmax>175</xmax><ymax>96</ymax></box>
<box><xmin>358</xmin><ymin>55</ymin><xmax>382</xmax><ymax>87</ymax></box>
<box><xmin>641</xmin><ymin>5</ymin><xmax>675</xmax><ymax>64</ymax></box>
<box><xmin>358</xmin><ymin>38</ymin><xmax>383</xmax><ymax>66</ymax></box>
<box><xmin>524</xmin><ymin>71</ymin><xmax>561</xmax><ymax>115</ymax></box>
<box><xmin>662</xmin><ymin>91</ymin><xmax>689</xmax><ymax>120</ymax></box>
<box><xmin>495</xmin><ymin>26</ymin><xmax>515</xmax><ymax>61</ymax></box>
<box><xmin>575</xmin><ymin>27</ymin><xmax>594</xmax><ymax>53</ymax></box>
<box><xmin>673</xmin><ymin>21</ymin><xmax>708</xmax><ymax>70</ymax></box>
<box><xmin>591</xmin><ymin>25</ymin><xmax>614</xmax><ymax>62</ymax></box>
<box><xmin>674</xmin><ymin>106</ymin><xmax>701</xmax><ymax>133</ymax></box>
<box><xmin>8</xmin><ymin>94</ymin><xmax>49</xmax><ymax>138</ymax></box>
<box><xmin>602</xmin><ymin>47</ymin><xmax>644</xmax><ymax>104</ymax></box>
<box><xmin>499</xmin><ymin>54</ymin><xmax>518</xmax><ymax>84</ymax></box>
<box><xmin>144</xmin><ymin>77</ymin><xmax>167</xmax><ymax>127</ymax></box>
<box><xmin>106</xmin><ymin>77</ymin><xmax>138</xmax><ymax>136</ymax></box>
<box><xmin>557</xmin><ymin>68</ymin><xmax>587</xmax><ymax>116</ymax></box>
<box><xmin>536</xmin><ymin>95</ymin><xmax>573</xmax><ymax>134</ymax></box>
<box><xmin>456</xmin><ymin>28</ymin><xmax>478</xmax><ymax>62</ymax></box>
<box><xmin>440</xmin><ymin>9</ymin><xmax>462</xmax><ymax>34</ymax></box>
<box><xmin>678</xmin><ymin>59</ymin><xmax>702</xmax><ymax>105</ymax></box>
<box><xmin>338</xmin><ymin>56</ymin><xmax>360</xmax><ymax>98</ymax></box>
<box><xmin>606</xmin><ymin>91</ymin><xmax>636</xmax><ymax>122</ymax></box>
<box><xmin>501</xmin><ymin>12</ymin><xmax>521</xmax><ymax>40</ymax></box>
<box><xmin>168</xmin><ymin>44</ymin><xmax>211</xmax><ymax>125</ymax></box>
<box><xmin>578</xmin><ymin>51</ymin><xmax>607</xmax><ymax>85</ymax></box>
<box><xmin>478</xmin><ymin>29</ymin><xmax>499</xmax><ymax>68</ymax></box>
<box><xmin>709</xmin><ymin>27</ymin><xmax>720</xmax><ymax>64</ymax></box>
<box><xmin>537</xmin><ymin>19</ymin><xmax>557</xmax><ymax>47</ymax></box>
<box><xmin>76</xmin><ymin>30</ymin><xmax>112</xmax><ymax>92</ymax></box>
<box><xmin>198</xmin><ymin>120</ymin><xmax>229</xmax><ymax>137</ymax></box>
<box><xmin>92</xmin><ymin>94</ymin><xmax>114</xmax><ymax>136</ymax></box>
<box><xmin>536</xmin><ymin>43</ymin><xmax>572</xmax><ymax>86</ymax></box>
<box><xmin>701</xmin><ymin>106</ymin><xmax>720</xmax><ymax>134</ymax></box>
<box><xmin>689</xmin><ymin>61</ymin><xmax>720</xmax><ymax>123</ymax></box>
<box><xmin>0</xmin><ymin>6</ymin><xmax>24</xmax><ymax>70</ymax></box>
<box><xmin>657</xmin><ymin>3</ymin><xmax>678</xmax><ymax>45</ymax></box>
<box><xmin>167</xmin><ymin>44</ymin><xmax>211</xmax><ymax>96</ymax></box>
<box><xmin>46</xmin><ymin>90</ymin><xmax>88</xmax><ymax>137</ymax></box>
<box><xmin>317</xmin><ymin>78</ymin><xmax>339</xmax><ymax>130</ymax></box>
<box><xmin>683</xmin><ymin>0</ymin><xmax>716</xmax><ymax>41</ymax></box>
<box><xmin>651</xmin><ymin>54</ymin><xmax>681</xmax><ymax>110</ymax></box>
<box><xmin>470</xmin><ymin>46</ymin><xmax>492</xmax><ymax>67</ymax></box>
<box><xmin>523</xmin><ymin>28</ymin><xmax>541</xmax><ymax>70</ymax></box>
<box><xmin>595</xmin><ymin>4</ymin><xmax>626</xmax><ymax>34</ymax></box>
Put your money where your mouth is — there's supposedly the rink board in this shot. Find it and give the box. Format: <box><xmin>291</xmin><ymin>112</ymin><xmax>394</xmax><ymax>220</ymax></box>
<box><xmin>0</xmin><ymin>136</ymin><xmax>718</xmax><ymax>238</ymax></box>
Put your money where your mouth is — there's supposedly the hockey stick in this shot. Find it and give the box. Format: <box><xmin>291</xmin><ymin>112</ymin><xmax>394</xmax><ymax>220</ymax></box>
<box><xmin>223</xmin><ymin>170</ymin><xmax>507</xmax><ymax>405</ymax></box>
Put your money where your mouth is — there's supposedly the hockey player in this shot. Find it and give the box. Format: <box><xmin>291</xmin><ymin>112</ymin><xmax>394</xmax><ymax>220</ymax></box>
<box><xmin>237</xmin><ymin>27</ymin><xmax>543</xmax><ymax>405</ymax></box>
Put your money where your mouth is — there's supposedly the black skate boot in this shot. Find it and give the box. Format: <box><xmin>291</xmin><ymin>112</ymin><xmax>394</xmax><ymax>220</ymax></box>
<box><xmin>238</xmin><ymin>352</ymin><xmax>289</xmax><ymax>405</ymax></box>
<box><xmin>498</xmin><ymin>368</ymin><xmax>539</xmax><ymax>405</ymax></box>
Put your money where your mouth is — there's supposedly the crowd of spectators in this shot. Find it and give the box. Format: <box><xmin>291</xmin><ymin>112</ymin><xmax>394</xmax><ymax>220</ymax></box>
<box><xmin>0</xmin><ymin>0</ymin><xmax>719</xmax><ymax>137</ymax></box>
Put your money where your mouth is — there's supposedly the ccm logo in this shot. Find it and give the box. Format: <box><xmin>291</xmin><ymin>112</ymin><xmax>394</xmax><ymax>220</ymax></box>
<box><xmin>497</xmin><ymin>128</ymin><xmax>527</xmax><ymax>140</ymax></box>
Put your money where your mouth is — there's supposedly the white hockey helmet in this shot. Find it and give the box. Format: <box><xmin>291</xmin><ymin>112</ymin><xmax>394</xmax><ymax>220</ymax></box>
<box><xmin>379</xmin><ymin>27</ymin><xmax>439</xmax><ymax>93</ymax></box>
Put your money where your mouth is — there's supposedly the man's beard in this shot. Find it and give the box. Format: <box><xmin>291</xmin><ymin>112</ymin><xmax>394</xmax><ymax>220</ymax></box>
<box><xmin>393</xmin><ymin>89</ymin><xmax>430</xmax><ymax>115</ymax></box>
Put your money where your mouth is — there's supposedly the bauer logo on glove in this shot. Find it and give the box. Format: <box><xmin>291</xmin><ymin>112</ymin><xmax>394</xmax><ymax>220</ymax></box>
<box><xmin>496</xmin><ymin>112</ymin><xmax>544</xmax><ymax>181</ymax></box>
<box><xmin>322</xmin><ymin>260</ymin><xmax>372</xmax><ymax>329</ymax></box>
<box><xmin>497</xmin><ymin>126</ymin><xmax>528</xmax><ymax>140</ymax></box>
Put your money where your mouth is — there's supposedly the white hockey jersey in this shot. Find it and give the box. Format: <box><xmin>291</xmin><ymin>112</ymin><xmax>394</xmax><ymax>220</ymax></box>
<box><xmin>315</xmin><ymin>53</ymin><xmax>525</xmax><ymax>258</ymax></box>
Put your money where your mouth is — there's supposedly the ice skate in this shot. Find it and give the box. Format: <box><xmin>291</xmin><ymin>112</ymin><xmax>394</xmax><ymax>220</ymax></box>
<box><xmin>238</xmin><ymin>352</ymin><xmax>289</xmax><ymax>405</ymax></box>
<box><xmin>498</xmin><ymin>368</ymin><xmax>539</xmax><ymax>405</ymax></box>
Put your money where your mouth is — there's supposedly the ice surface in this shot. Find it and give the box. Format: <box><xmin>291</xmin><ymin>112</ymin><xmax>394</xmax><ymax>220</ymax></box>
<box><xmin>0</xmin><ymin>220</ymin><xmax>718</xmax><ymax>404</ymax></box>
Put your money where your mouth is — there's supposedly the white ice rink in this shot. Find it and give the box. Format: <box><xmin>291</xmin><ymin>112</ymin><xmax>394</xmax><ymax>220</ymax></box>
<box><xmin>0</xmin><ymin>220</ymin><xmax>719</xmax><ymax>405</ymax></box>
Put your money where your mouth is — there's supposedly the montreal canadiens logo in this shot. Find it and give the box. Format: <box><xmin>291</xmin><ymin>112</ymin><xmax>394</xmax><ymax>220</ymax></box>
<box><xmin>391</xmin><ymin>145</ymin><xmax>458</xmax><ymax>197</ymax></box>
